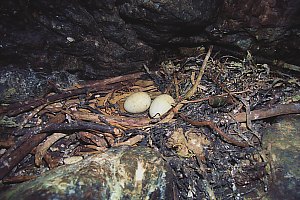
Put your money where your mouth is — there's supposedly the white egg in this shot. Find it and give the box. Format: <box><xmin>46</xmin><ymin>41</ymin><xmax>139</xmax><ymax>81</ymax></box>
<box><xmin>124</xmin><ymin>92</ymin><xmax>151</xmax><ymax>113</ymax></box>
<box><xmin>149</xmin><ymin>94</ymin><xmax>175</xmax><ymax>118</ymax></box>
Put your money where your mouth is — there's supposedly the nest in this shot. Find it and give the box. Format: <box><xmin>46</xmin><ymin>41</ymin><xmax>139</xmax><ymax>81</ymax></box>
<box><xmin>0</xmin><ymin>46</ymin><xmax>299</xmax><ymax>199</ymax></box>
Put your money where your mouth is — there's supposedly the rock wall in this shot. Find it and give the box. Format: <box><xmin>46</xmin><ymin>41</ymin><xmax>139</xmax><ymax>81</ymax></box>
<box><xmin>0</xmin><ymin>0</ymin><xmax>299</xmax><ymax>79</ymax></box>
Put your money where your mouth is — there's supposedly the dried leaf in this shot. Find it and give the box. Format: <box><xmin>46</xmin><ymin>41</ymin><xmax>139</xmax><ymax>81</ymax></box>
<box><xmin>166</xmin><ymin>128</ymin><xmax>210</xmax><ymax>159</ymax></box>
<box><xmin>166</xmin><ymin>128</ymin><xmax>192</xmax><ymax>158</ymax></box>
<box><xmin>109</xmin><ymin>93</ymin><xmax>130</xmax><ymax>105</ymax></box>
<box><xmin>71</xmin><ymin>111</ymin><xmax>102</xmax><ymax>123</ymax></box>
<box><xmin>114</xmin><ymin>135</ymin><xmax>145</xmax><ymax>147</ymax></box>
<box><xmin>185</xmin><ymin>130</ymin><xmax>210</xmax><ymax>161</ymax></box>
<box><xmin>77</xmin><ymin>131</ymin><xmax>108</xmax><ymax>147</ymax></box>
<box><xmin>96</xmin><ymin>92</ymin><xmax>113</xmax><ymax>107</ymax></box>
<box><xmin>47</xmin><ymin>113</ymin><xmax>66</xmax><ymax>124</ymax></box>
<box><xmin>134</xmin><ymin>80</ymin><xmax>155</xmax><ymax>87</ymax></box>
<box><xmin>99</xmin><ymin>115</ymin><xmax>151</xmax><ymax>129</ymax></box>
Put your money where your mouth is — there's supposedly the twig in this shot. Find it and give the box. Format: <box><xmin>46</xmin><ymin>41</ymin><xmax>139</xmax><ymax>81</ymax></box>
<box><xmin>184</xmin><ymin>45</ymin><xmax>213</xmax><ymax>99</ymax></box>
<box><xmin>159</xmin><ymin>46</ymin><xmax>213</xmax><ymax>123</ymax></box>
<box><xmin>181</xmin><ymin>90</ymin><xmax>251</xmax><ymax>104</ymax></box>
<box><xmin>0</xmin><ymin>120</ymin><xmax>120</xmax><ymax>179</ymax></box>
<box><xmin>13</xmin><ymin>121</ymin><xmax>119</xmax><ymax>136</ymax></box>
<box><xmin>82</xmin><ymin>145</ymin><xmax>107</xmax><ymax>152</ymax></box>
<box><xmin>173</xmin><ymin>73</ymin><xmax>180</xmax><ymax>100</ymax></box>
<box><xmin>239</xmin><ymin>98</ymin><xmax>253</xmax><ymax>130</ymax></box>
<box><xmin>233</xmin><ymin>103</ymin><xmax>300</xmax><ymax>123</ymax></box>
<box><xmin>209</xmin><ymin>72</ymin><xmax>239</xmax><ymax>104</ymax></box>
<box><xmin>98</xmin><ymin>114</ymin><xmax>151</xmax><ymax>128</ymax></box>
<box><xmin>113</xmin><ymin>135</ymin><xmax>145</xmax><ymax>147</ymax></box>
<box><xmin>77</xmin><ymin>131</ymin><xmax>108</xmax><ymax>147</ymax></box>
<box><xmin>2</xmin><ymin>175</ymin><xmax>37</xmax><ymax>184</ymax></box>
<box><xmin>238</xmin><ymin>97</ymin><xmax>261</xmax><ymax>143</ymax></box>
<box><xmin>35</xmin><ymin>133</ymin><xmax>67</xmax><ymax>167</ymax></box>
<box><xmin>0</xmin><ymin>133</ymin><xmax>47</xmax><ymax>179</ymax></box>
<box><xmin>1</xmin><ymin>72</ymin><xmax>144</xmax><ymax>117</ymax></box>
<box><xmin>179</xmin><ymin>113</ymin><xmax>249</xmax><ymax>147</ymax></box>
<box><xmin>19</xmin><ymin>104</ymin><xmax>46</xmax><ymax>129</ymax></box>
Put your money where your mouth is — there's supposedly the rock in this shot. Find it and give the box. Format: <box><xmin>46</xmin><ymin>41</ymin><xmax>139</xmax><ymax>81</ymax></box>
<box><xmin>262</xmin><ymin>114</ymin><xmax>300</xmax><ymax>200</ymax></box>
<box><xmin>0</xmin><ymin>67</ymin><xmax>79</xmax><ymax>103</ymax></box>
<box><xmin>0</xmin><ymin>146</ymin><xmax>176</xmax><ymax>200</ymax></box>
<box><xmin>0</xmin><ymin>0</ymin><xmax>155</xmax><ymax>79</ymax></box>
<box><xmin>0</xmin><ymin>0</ymin><xmax>299</xmax><ymax>80</ymax></box>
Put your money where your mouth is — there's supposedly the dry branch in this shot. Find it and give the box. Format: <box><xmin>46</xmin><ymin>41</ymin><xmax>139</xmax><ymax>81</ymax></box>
<box><xmin>0</xmin><ymin>120</ymin><xmax>119</xmax><ymax>180</ymax></box>
<box><xmin>233</xmin><ymin>103</ymin><xmax>300</xmax><ymax>123</ymax></box>
<box><xmin>13</xmin><ymin>121</ymin><xmax>118</xmax><ymax>136</ymax></box>
<box><xmin>0</xmin><ymin>133</ymin><xmax>47</xmax><ymax>179</ymax></box>
<box><xmin>113</xmin><ymin>135</ymin><xmax>145</xmax><ymax>147</ymax></box>
<box><xmin>99</xmin><ymin>114</ymin><xmax>151</xmax><ymax>128</ymax></box>
<box><xmin>35</xmin><ymin>133</ymin><xmax>67</xmax><ymax>167</ymax></box>
<box><xmin>2</xmin><ymin>175</ymin><xmax>37</xmax><ymax>184</ymax></box>
<box><xmin>184</xmin><ymin>45</ymin><xmax>213</xmax><ymax>99</ymax></box>
<box><xmin>179</xmin><ymin>113</ymin><xmax>249</xmax><ymax>147</ymax></box>
<box><xmin>1</xmin><ymin>72</ymin><xmax>144</xmax><ymax>117</ymax></box>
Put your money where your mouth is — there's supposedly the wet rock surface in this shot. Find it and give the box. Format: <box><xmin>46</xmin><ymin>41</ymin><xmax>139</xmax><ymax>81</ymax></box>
<box><xmin>0</xmin><ymin>146</ymin><xmax>176</xmax><ymax>200</ymax></box>
<box><xmin>263</xmin><ymin>115</ymin><xmax>300</xmax><ymax>200</ymax></box>
<box><xmin>0</xmin><ymin>0</ymin><xmax>299</xmax><ymax>79</ymax></box>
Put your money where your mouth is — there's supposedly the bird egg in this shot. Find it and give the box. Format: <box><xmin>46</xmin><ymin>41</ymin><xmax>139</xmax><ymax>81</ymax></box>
<box><xmin>124</xmin><ymin>92</ymin><xmax>151</xmax><ymax>113</ymax></box>
<box><xmin>149</xmin><ymin>94</ymin><xmax>175</xmax><ymax>118</ymax></box>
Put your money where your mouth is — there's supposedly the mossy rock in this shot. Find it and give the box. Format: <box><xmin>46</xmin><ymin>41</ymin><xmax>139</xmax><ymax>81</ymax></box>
<box><xmin>0</xmin><ymin>146</ymin><xmax>176</xmax><ymax>200</ymax></box>
<box><xmin>263</xmin><ymin>114</ymin><xmax>300</xmax><ymax>200</ymax></box>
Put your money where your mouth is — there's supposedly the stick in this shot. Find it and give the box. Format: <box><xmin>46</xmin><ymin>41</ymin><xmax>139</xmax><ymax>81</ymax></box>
<box><xmin>2</xmin><ymin>72</ymin><xmax>144</xmax><ymax>117</ymax></box>
<box><xmin>0</xmin><ymin>120</ymin><xmax>119</xmax><ymax>180</ymax></box>
<box><xmin>35</xmin><ymin>133</ymin><xmax>67</xmax><ymax>167</ymax></box>
<box><xmin>184</xmin><ymin>46</ymin><xmax>213</xmax><ymax>99</ymax></box>
<box><xmin>179</xmin><ymin>114</ymin><xmax>249</xmax><ymax>147</ymax></box>
<box><xmin>2</xmin><ymin>175</ymin><xmax>37</xmax><ymax>184</ymax></box>
<box><xmin>233</xmin><ymin>103</ymin><xmax>300</xmax><ymax>123</ymax></box>
<box><xmin>181</xmin><ymin>90</ymin><xmax>251</xmax><ymax>104</ymax></box>
<box><xmin>0</xmin><ymin>133</ymin><xmax>47</xmax><ymax>179</ymax></box>
<box><xmin>13</xmin><ymin>121</ymin><xmax>118</xmax><ymax>136</ymax></box>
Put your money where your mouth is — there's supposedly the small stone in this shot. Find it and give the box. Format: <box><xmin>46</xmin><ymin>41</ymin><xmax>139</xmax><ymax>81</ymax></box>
<box><xmin>0</xmin><ymin>149</ymin><xmax>6</xmax><ymax>155</ymax></box>
<box><xmin>66</xmin><ymin>37</ymin><xmax>75</xmax><ymax>42</ymax></box>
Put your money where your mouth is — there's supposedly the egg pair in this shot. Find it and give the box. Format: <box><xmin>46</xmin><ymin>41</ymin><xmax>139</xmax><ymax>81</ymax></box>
<box><xmin>124</xmin><ymin>92</ymin><xmax>175</xmax><ymax>118</ymax></box>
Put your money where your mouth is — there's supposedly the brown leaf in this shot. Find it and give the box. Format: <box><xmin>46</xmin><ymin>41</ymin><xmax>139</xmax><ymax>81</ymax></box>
<box><xmin>114</xmin><ymin>135</ymin><xmax>145</xmax><ymax>147</ymax></box>
<box><xmin>47</xmin><ymin>113</ymin><xmax>66</xmax><ymax>124</ymax></box>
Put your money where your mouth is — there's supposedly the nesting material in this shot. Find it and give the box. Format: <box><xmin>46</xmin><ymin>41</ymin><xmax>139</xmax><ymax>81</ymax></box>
<box><xmin>124</xmin><ymin>92</ymin><xmax>151</xmax><ymax>113</ymax></box>
<box><xmin>149</xmin><ymin>94</ymin><xmax>175</xmax><ymax>118</ymax></box>
<box><xmin>63</xmin><ymin>156</ymin><xmax>83</xmax><ymax>165</ymax></box>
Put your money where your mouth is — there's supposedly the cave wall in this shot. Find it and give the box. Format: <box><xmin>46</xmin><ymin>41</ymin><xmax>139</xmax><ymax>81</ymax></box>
<box><xmin>0</xmin><ymin>0</ymin><xmax>156</xmax><ymax>78</ymax></box>
<box><xmin>0</xmin><ymin>0</ymin><xmax>299</xmax><ymax>79</ymax></box>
